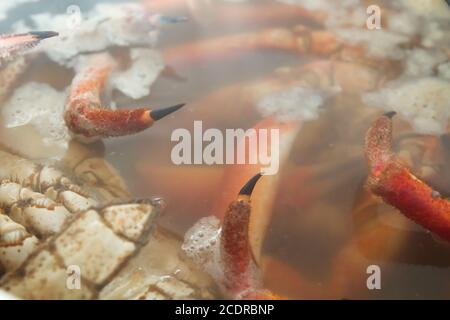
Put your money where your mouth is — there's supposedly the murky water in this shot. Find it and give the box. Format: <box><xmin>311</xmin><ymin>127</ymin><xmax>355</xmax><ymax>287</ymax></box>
<box><xmin>1</xmin><ymin>0</ymin><xmax>450</xmax><ymax>299</ymax></box>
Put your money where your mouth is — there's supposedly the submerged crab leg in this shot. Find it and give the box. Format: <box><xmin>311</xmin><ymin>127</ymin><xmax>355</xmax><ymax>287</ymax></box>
<box><xmin>0</xmin><ymin>199</ymin><xmax>163</xmax><ymax>299</ymax></box>
<box><xmin>366</xmin><ymin>113</ymin><xmax>450</xmax><ymax>242</ymax></box>
<box><xmin>164</xmin><ymin>26</ymin><xmax>340</xmax><ymax>68</ymax></box>
<box><xmin>178</xmin><ymin>59</ymin><xmax>389</xmax><ymax>133</ymax></box>
<box><xmin>213</xmin><ymin>118</ymin><xmax>300</xmax><ymax>267</ymax></box>
<box><xmin>0</xmin><ymin>56</ymin><xmax>28</xmax><ymax>102</ymax></box>
<box><xmin>0</xmin><ymin>31</ymin><xmax>58</xmax><ymax>64</ymax></box>
<box><xmin>65</xmin><ymin>53</ymin><xmax>184</xmax><ymax>139</ymax></box>
<box><xmin>0</xmin><ymin>31</ymin><xmax>58</xmax><ymax>101</ymax></box>
<box><xmin>221</xmin><ymin>174</ymin><xmax>280</xmax><ymax>300</ymax></box>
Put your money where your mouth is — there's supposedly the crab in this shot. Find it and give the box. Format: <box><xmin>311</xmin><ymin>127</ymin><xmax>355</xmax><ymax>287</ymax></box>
<box><xmin>0</xmin><ymin>25</ymin><xmax>216</xmax><ymax>299</ymax></box>
<box><xmin>0</xmin><ymin>4</ymin><xmax>276</xmax><ymax>300</ymax></box>
<box><xmin>365</xmin><ymin>112</ymin><xmax>450</xmax><ymax>242</ymax></box>
<box><xmin>1</xmin><ymin>0</ymin><xmax>449</xmax><ymax>300</ymax></box>
<box><xmin>138</xmin><ymin>0</ymin><xmax>450</xmax><ymax>298</ymax></box>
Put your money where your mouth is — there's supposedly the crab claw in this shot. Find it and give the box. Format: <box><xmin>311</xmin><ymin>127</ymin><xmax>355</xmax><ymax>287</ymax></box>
<box><xmin>27</xmin><ymin>31</ymin><xmax>59</xmax><ymax>40</ymax></box>
<box><xmin>64</xmin><ymin>53</ymin><xmax>184</xmax><ymax>139</ymax></box>
<box><xmin>0</xmin><ymin>31</ymin><xmax>58</xmax><ymax>63</ymax></box>
<box><xmin>365</xmin><ymin>113</ymin><xmax>450</xmax><ymax>243</ymax></box>
<box><xmin>221</xmin><ymin>173</ymin><xmax>280</xmax><ymax>300</ymax></box>
<box><xmin>65</xmin><ymin>102</ymin><xmax>185</xmax><ymax>139</ymax></box>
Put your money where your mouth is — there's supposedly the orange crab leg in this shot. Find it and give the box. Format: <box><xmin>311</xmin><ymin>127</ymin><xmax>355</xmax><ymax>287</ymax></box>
<box><xmin>0</xmin><ymin>31</ymin><xmax>58</xmax><ymax>103</ymax></box>
<box><xmin>366</xmin><ymin>113</ymin><xmax>450</xmax><ymax>243</ymax></box>
<box><xmin>145</xmin><ymin>0</ymin><xmax>325</xmax><ymax>25</ymax></box>
<box><xmin>212</xmin><ymin>118</ymin><xmax>300</xmax><ymax>270</ymax></box>
<box><xmin>212</xmin><ymin>3</ymin><xmax>325</xmax><ymax>27</ymax></box>
<box><xmin>163</xmin><ymin>27</ymin><xmax>339</xmax><ymax>68</ymax></box>
<box><xmin>0</xmin><ymin>31</ymin><xmax>58</xmax><ymax>63</ymax></box>
<box><xmin>221</xmin><ymin>174</ymin><xmax>280</xmax><ymax>300</ymax></box>
<box><xmin>64</xmin><ymin>54</ymin><xmax>184</xmax><ymax>139</ymax></box>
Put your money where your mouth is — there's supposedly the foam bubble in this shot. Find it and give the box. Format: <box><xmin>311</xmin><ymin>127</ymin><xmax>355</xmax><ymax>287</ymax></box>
<box><xmin>2</xmin><ymin>82</ymin><xmax>70</xmax><ymax>149</ymax></box>
<box><xmin>182</xmin><ymin>216</ymin><xmax>224</xmax><ymax>284</ymax></box>
<box><xmin>403</xmin><ymin>48</ymin><xmax>448</xmax><ymax>77</ymax></box>
<box><xmin>110</xmin><ymin>49</ymin><xmax>164</xmax><ymax>100</ymax></box>
<box><xmin>279</xmin><ymin>0</ymin><xmax>449</xmax><ymax>64</ymax></box>
<box><xmin>397</xmin><ymin>0</ymin><xmax>450</xmax><ymax>19</ymax></box>
<box><xmin>363</xmin><ymin>77</ymin><xmax>450</xmax><ymax>135</ymax></box>
<box><xmin>256</xmin><ymin>86</ymin><xmax>339</xmax><ymax>122</ymax></box>
<box><xmin>12</xmin><ymin>3</ymin><xmax>162</xmax><ymax>67</ymax></box>
<box><xmin>334</xmin><ymin>28</ymin><xmax>411</xmax><ymax>60</ymax></box>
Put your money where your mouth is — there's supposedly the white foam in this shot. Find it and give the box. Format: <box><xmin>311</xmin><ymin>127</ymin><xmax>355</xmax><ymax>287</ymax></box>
<box><xmin>279</xmin><ymin>0</ymin><xmax>449</xmax><ymax>63</ymax></box>
<box><xmin>334</xmin><ymin>28</ymin><xmax>411</xmax><ymax>60</ymax></box>
<box><xmin>403</xmin><ymin>48</ymin><xmax>448</xmax><ymax>77</ymax></box>
<box><xmin>397</xmin><ymin>0</ymin><xmax>450</xmax><ymax>19</ymax></box>
<box><xmin>387</xmin><ymin>11</ymin><xmax>420</xmax><ymax>36</ymax></box>
<box><xmin>420</xmin><ymin>20</ymin><xmax>450</xmax><ymax>49</ymax></box>
<box><xmin>111</xmin><ymin>48</ymin><xmax>164</xmax><ymax>100</ymax></box>
<box><xmin>181</xmin><ymin>216</ymin><xmax>224</xmax><ymax>284</ymax></box>
<box><xmin>363</xmin><ymin>77</ymin><xmax>450</xmax><ymax>135</ymax></box>
<box><xmin>2</xmin><ymin>82</ymin><xmax>70</xmax><ymax>149</ymax></box>
<box><xmin>12</xmin><ymin>3</ymin><xmax>161</xmax><ymax>67</ymax></box>
<box><xmin>256</xmin><ymin>86</ymin><xmax>339</xmax><ymax>122</ymax></box>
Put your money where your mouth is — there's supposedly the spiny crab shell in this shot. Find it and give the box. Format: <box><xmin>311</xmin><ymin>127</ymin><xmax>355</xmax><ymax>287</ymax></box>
<box><xmin>0</xmin><ymin>2</ymin><xmax>217</xmax><ymax>300</ymax></box>
<box><xmin>2</xmin><ymin>200</ymin><xmax>162</xmax><ymax>299</ymax></box>
<box><xmin>0</xmin><ymin>141</ymin><xmax>217</xmax><ymax>299</ymax></box>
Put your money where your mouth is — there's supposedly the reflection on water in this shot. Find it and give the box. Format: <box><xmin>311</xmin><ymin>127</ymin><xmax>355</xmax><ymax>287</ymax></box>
<box><xmin>1</xmin><ymin>0</ymin><xmax>450</xmax><ymax>299</ymax></box>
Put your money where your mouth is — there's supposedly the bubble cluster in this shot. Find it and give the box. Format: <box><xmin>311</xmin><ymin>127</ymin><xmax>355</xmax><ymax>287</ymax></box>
<box><xmin>181</xmin><ymin>216</ymin><xmax>225</xmax><ymax>284</ymax></box>
<box><xmin>2</xmin><ymin>82</ymin><xmax>70</xmax><ymax>149</ymax></box>
<box><xmin>363</xmin><ymin>77</ymin><xmax>450</xmax><ymax>135</ymax></box>
<box><xmin>12</xmin><ymin>3</ymin><xmax>162</xmax><ymax>66</ymax></box>
<box><xmin>257</xmin><ymin>86</ymin><xmax>339</xmax><ymax>122</ymax></box>
<box><xmin>110</xmin><ymin>48</ymin><xmax>164</xmax><ymax>100</ymax></box>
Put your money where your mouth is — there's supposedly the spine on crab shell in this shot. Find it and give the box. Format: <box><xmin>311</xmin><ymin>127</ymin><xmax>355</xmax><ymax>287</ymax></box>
<box><xmin>0</xmin><ymin>212</ymin><xmax>39</xmax><ymax>273</ymax></box>
<box><xmin>366</xmin><ymin>113</ymin><xmax>450</xmax><ymax>243</ymax></box>
<box><xmin>0</xmin><ymin>199</ymin><xmax>164</xmax><ymax>299</ymax></box>
<box><xmin>0</xmin><ymin>150</ymin><xmax>97</xmax><ymax>213</ymax></box>
<box><xmin>0</xmin><ymin>56</ymin><xmax>28</xmax><ymax>102</ymax></box>
<box><xmin>0</xmin><ymin>181</ymin><xmax>72</xmax><ymax>238</ymax></box>
<box><xmin>220</xmin><ymin>174</ymin><xmax>280</xmax><ymax>300</ymax></box>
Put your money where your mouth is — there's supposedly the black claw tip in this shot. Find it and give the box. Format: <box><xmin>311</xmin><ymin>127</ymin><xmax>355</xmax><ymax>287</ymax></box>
<box><xmin>150</xmin><ymin>103</ymin><xmax>185</xmax><ymax>121</ymax></box>
<box><xmin>29</xmin><ymin>31</ymin><xmax>59</xmax><ymax>40</ymax></box>
<box><xmin>239</xmin><ymin>173</ymin><xmax>263</xmax><ymax>197</ymax></box>
<box><xmin>384</xmin><ymin>111</ymin><xmax>397</xmax><ymax>119</ymax></box>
